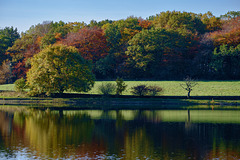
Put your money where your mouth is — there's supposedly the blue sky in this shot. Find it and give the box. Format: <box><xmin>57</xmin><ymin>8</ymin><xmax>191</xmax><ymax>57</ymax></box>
<box><xmin>0</xmin><ymin>0</ymin><xmax>239</xmax><ymax>32</ymax></box>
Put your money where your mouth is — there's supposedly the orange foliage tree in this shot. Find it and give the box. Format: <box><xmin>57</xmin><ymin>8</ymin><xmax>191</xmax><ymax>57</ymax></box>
<box><xmin>63</xmin><ymin>28</ymin><xmax>108</xmax><ymax>63</ymax></box>
<box><xmin>208</xmin><ymin>17</ymin><xmax>240</xmax><ymax>47</ymax></box>
<box><xmin>138</xmin><ymin>18</ymin><xmax>152</xmax><ymax>29</ymax></box>
<box><xmin>6</xmin><ymin>34</ymin><xmax>41</xmax><ymax>79</ymax></box>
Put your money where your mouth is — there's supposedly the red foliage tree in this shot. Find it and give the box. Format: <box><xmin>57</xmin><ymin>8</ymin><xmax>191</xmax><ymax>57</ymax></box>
<box><xmin>63</xmin><ymin>28</ymin><xmax>108</xmax><ymax>63</ymax></box>
<box><xmin>12</xmin><ymin>61</ymin><xmax>28</xmax><ymax>79</ymax></box>
<box><xmin>6</xmin><ymin>34</ymin><xmax>41</xmax><ymax>79</ymax></box>
<box><xmin>208</xmin><ymin>17</ymin><xmax>240</xmax><ymax>47</ymax></box>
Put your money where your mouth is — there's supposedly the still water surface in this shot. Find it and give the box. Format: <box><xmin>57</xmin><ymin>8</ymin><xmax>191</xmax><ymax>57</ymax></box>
<box><xmin>0</xmin><ymin>107</ymin><xmax>240</xmax><ymax>160</ymax></box>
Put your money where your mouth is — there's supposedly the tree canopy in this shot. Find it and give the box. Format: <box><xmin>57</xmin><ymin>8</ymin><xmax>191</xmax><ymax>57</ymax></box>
<box><xmin>1</xmin><ymin>10</ymin><xmax>240</xmax><ymax>82</ymax></box>
<box><xmin>62</xmin><ymin>27</ymin><xmax>108</xmax><ymax>63</ymax></box>
<box><xmin>126</xmin><ymin>28</ymin><xmax>198</xmax><ymax>79</ymax></box>
<box><xmin>151</xmin><ymin>11</ymin><xmax>206</xmax><ymax>35</ymax></box>
<box><xmin>0</xmin><ymin>27</ymin><xmax>19</xmax><ymax>65</ymax></box>
<box><xmin>207</xmin><ymin>17</ymin><xmax>240</xmax><ymax>47</ymax></box>
<box><xmin>26</xmin><ymin>44</ymin><xmax>95</xmax><ymax>96</ymax></box>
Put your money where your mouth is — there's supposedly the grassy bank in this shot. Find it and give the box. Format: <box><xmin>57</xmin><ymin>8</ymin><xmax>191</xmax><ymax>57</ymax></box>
<box><xmin>1</xmin><ymin>81</ymin><xmax>240</xmax><ymax>97</ymax></box>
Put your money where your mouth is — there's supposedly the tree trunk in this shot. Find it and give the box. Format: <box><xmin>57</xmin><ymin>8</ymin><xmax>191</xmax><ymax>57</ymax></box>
<box><xmin>187</xmin><ymin>90</ymin><xmax>191</xmax><ymax>98</ymax></box>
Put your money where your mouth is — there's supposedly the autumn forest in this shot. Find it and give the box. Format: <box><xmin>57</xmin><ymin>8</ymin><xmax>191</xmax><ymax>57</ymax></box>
<box><xmin>0</xmin><ymin>10</ymin><xmax>240</xmax><ymax>84</ymax></box>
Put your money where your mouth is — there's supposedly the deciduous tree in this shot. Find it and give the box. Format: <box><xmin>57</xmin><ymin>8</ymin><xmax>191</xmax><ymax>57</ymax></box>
<box><xmin>220</xmin><ymin>11</ymin><xmax>240</xmax><ymax>20</ymax></box>
<box><xmin>0</xmin><ymin>61</ymin><xmax>12</xmax><ymax>84</ymax></box>
<box><xmin>126</xmin><ymin>28</ymin><xmax>197</xmax><ymax>79</ymax></box>
<box><xmin>151</xmin><ymin>11</ymin><xmax>206</xmax><ymax>35</ymax></box>
<box><xmin>26</xmin><ymin>44</ymin><xmax>95</xmax><ymax>96</ymax></box>
<box><xmin>115</xmin><ymin>78</ymin><xmax>127</xmax><ymax>95</ymax></box>
<box><xmin>210</xmin><ymin>44</ymin><xmax>240</xmax><ymax>79</ymax></box>
<box><xmin>180</xmin><ymin>76</ymin><xmax>198</xmax><ymax>98</ymax></box>
<box><xmin>6</xmin><ymin>34</ymin><xmax>40</xmax><ymax>79</ymax></box>
<box><xmin>0</xmin><ymin>27</ymin><xmax>20</xmax><ymax>65</ymax></box>
<box><xmin>200</xmin><ymin>11</ymin><xmax>222</xmax><ymax>32</ymax></box>
<box><xmin>102</xmin><ymin>17</ymin><xmax>148</xmax><ymax>78</ymax></box>
<box><xmin>63</xmin><ymin>28</ymin><xmax>108</xmax><ymax>63</ymax></box>
<box><xmin>207</xmin><ymin>17</ymin><xmax>240</xmax><ymax>47</ymax></box>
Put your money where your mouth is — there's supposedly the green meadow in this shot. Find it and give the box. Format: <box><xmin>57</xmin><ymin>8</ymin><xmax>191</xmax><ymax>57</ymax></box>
<box><xmin>1</xmin><ymin>81</ymin><xmax>239</xmax><ymax>96</ymax></box>
<box><xmin>84</xmin><ymin>81</ymin><xmax>240</xmax><ymax>96</ymax></box>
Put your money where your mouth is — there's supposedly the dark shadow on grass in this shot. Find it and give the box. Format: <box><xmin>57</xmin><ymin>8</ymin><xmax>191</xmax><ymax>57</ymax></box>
<box><xmin>52</xmin><ymin>93</ymin><xmax>240</xmax><ymax>100</ymax></box>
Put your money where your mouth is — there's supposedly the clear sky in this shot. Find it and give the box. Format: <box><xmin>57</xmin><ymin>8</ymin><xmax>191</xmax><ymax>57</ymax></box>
<box><xmin>0</xmin><ymin>0</ymin><xmax>239</xmax><ymax>33</ymax></box>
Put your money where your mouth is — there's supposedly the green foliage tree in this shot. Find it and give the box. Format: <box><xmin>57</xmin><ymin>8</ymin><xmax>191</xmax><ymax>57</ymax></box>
<box><xmin>40</xmin><ymin>33</ymin><xmax>56</xmax><ymax>49</ymax></box>
<box><xmin>199</xmin><ymin>11</ymin><xmax>222</xmax><ymax>32</ymax></box>
<box><xmin>0</xmin><ymin>27</ymin><xmax>20</xmax><ymax>46</ymax></box>
<box><xmin>0</xmin><ymin>27</ymin><xmax>20</xmax><ymax>65</ymax></box>
<box><xmin>104</xmin><ymin>23</ymin><xmax>122</xmax><ymax>54</ymax></box>
<box><xmin>102</xmin><ymin>17</ymin><xmax>147</xmax><ymax>78</ymax></box>
<box><xmin>115</xmin><ymin>77</ymin><xmax>127</xmax><ymax>95</ymax></box>
<box><xmin>210</xmin><ymin>44</ymin><xmax>240</xmax><ymax>79</ymax></box>
<box><xmin>26</xmin><ymin>44</ymin><xmax>95</xmax><ymax>96</ymax></box>
<box><xmin>88</xmin><ymin>19</ymin><xmax>113</xmax><ymax>28</ymax></box>
<box><xmin>126</xmin><ymin>28</ymin><xmax>196</xmax><ymax>79</ymax></box>
<box><xmin>151</xmin><ymin>11</ymin><xmax>206</xmax><ymax>35</ymax></box>
<box><xmin>0</xmin><ymin>34</ymin><xmax>10</xmax><ymax>65</ymax></box>
<box><xmin>67</xmin><ymin>22</ymin><xmax>86</xmax><ymax>33</ymax></box>
<box><xmin>94</xmin><ymin>54</ymin><xmax>116</xmax><ymax>78</ymax></box>
<box><xmin>14</xmin><ymin>78</ymin><xmax>27</xmax><ymax>92</ymax></box>
<box><xmin>104</xmin><ymin>16</ymin><xmax>144</xmax><ymax>54</ymax></box>
<box><xmin>220</xmin><ymin>11</ymin><xmax>240</xmax><ymax>20</ymax></box>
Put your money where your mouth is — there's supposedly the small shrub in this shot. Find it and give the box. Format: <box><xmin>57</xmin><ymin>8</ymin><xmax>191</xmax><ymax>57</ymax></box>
<box><xmin>147</xmin><ymin>85</ymin><xmax>163</xmax><ymax>96</ymax></box>
<box><xmin>98</xmin><ymin>83</ymin><xmax>116</xmax><ymax>96</ymax></box>
<box><xmin>116</xmin><ymin>78</ymin><xmax>127</xmax><ymax>95</ymax></box>
<box><xmin>14</xmin><ymin>78</ymin><xmax>27</xmax><ymax>92</ymax></box>
<box><xmin>131</xmin><ymin>85</ymin><xmax>163</xmax><ymax>96</ymax></box>
<box><xmin>131</xmin><ymin>85</ymin><xmax>149</xmax><ymax>96</ymax></box>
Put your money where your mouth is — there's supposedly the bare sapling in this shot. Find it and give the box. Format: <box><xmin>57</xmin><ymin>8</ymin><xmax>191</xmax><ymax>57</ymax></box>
<box><xmin>180</xmin><ymin>76</ymin><xmax>198</xmax><ymax>98</ymax></box>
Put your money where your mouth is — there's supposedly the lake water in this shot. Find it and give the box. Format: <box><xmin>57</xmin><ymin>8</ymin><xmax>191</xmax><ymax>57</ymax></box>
<box><xmin>0</xmin><ymin>107</ymin><xmax>240</xmax><ymax>160</ymax></box>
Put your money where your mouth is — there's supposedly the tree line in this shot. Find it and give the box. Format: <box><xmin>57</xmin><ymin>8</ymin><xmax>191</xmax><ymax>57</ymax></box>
<box><xmin>0</xmin><ymin>10</ymin><xmax>240</xmax><ymax>84</ymax></box>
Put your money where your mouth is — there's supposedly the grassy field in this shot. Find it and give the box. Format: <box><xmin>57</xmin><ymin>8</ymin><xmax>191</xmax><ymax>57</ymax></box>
<box><xmin>1</xmin><ymin>81</ymin><xmax>239</xmax><ymax>96</ymax></box>
<box><xmin>0</xmin><ymin>84</ymin><xmax>15</xmax><ymax>91</ymax></box>
<box><xmin>84</xmin><ymin>81</ymin><xmax>240</xmax><ymax>96</ymax></box>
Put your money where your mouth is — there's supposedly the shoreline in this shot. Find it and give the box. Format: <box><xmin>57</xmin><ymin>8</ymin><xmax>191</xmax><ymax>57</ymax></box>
<box><xmin>0</xmin><ymin>95</ymin><xmax>239</xmax><ymax>109</ymax></box>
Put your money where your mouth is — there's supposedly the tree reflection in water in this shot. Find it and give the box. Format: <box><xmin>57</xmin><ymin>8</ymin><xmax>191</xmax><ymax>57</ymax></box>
<box><xmin>0</xmin><ymin>108</ymin><xmax>240</xmax><ymax>159</ymax></box>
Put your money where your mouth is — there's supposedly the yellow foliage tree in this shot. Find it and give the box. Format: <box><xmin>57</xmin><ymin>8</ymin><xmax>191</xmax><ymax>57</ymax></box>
<box><xmin>26</xmin><ymin>44</ymin><xmax>95</xmax><ymax>96</ymax></box>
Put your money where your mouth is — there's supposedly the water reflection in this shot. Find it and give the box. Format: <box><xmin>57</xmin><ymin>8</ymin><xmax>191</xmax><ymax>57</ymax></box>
<box><xmin>0</xmin><ymin>107</ymin><xmax>240</xmax><ymax>159</ymax></box>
